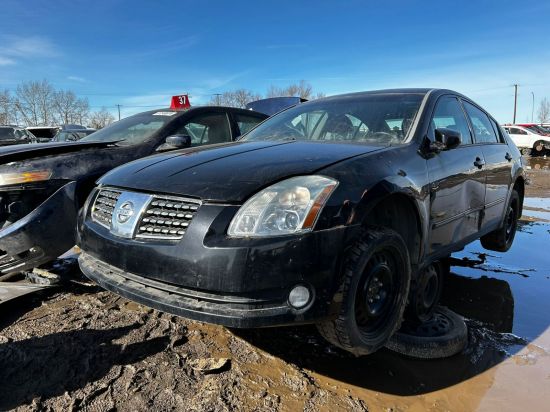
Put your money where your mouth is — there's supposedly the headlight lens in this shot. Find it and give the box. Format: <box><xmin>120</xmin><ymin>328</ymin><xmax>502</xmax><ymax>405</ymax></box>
<box><xmin>0</xmin><ymin>170</ymin><xmax>52</xmax><ymax>186</ymax></box>
<box><xmin>228</xmin><ymin>175</ymin><xmax>338</xmax><ymax>237</ymax></box>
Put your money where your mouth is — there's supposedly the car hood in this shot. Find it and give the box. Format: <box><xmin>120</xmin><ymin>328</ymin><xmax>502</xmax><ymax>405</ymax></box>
<box><xmin>99</xmin><ymin>141</ymin><xmax>385</xmax><ymax>202</ymax></box>
<box><xmin>0</xmin><ymin>141</ymin><xmax>118</xmax><ymax>163</ymax></box>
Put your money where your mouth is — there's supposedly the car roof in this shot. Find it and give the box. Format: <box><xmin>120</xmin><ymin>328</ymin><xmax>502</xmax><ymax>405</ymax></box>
<box><xmin>132</xmin><ymin>106</ymin><xmax>268</xmax><ymax>118</ymax></box>
<box><xmin>307</xmin><ymin>88</ymin><xmax>476</xmax><ymax>103</ymax></box>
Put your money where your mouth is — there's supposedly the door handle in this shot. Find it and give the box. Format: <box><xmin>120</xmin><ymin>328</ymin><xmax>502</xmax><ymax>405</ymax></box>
<box><xmin>505</xmin><ymin>152</ymin><xmax>513</xmax><ymax>161</ymax></box>
<box><xmin>474</xmin><ymin>157</ymin><xmax>485</xmax><ymax>169</ymax></box>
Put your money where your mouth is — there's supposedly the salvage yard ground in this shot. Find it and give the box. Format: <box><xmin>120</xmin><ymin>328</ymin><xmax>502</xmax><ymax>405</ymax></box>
<box><xmin>1</xmin><ymin>156</ymin><xmax>549</xmax><ymax>411</ymax></box>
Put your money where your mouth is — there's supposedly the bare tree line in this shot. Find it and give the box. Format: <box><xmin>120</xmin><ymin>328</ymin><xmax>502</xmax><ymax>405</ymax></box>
<box><xmin>538</xmin><ymin>98</ymin><xmax>550</xmax><ymax>124</ymax></box>
<box><xmin>0</xmin><ymin>79</ymin><xmax>114</xmax><ymax>128</ymax></box>
<box><xmin>208</xmin><ymin>80</ymin><xmax>325</xmax><ymax>108</ymax></box>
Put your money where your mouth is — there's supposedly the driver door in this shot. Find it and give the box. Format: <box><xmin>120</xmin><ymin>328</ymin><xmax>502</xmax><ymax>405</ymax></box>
<box><xmin>426</xmin><ymin>96</ymin><xmax>486</xmax><ymax>255</ymax></box>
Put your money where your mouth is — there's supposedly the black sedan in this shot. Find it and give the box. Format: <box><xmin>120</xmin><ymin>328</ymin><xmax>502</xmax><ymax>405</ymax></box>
<box><xmin>77</xmin><ymin>89</ymin><xmax>525</xmax><ymax>355</ymax></box>
<box><xmin>0</xmin><ymin>106</ymin><xmax>267</xmax><ymax>274</ymax></box>
<box><xmin>0</xmin><ymin>126</ymin><xmax>34</xmax><ymax>146</ymax></box>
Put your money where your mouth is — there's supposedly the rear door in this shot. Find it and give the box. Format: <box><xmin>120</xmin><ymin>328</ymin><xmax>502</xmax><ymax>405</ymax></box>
<box><xmin>462</xmin><ymin>101</ymin><xmax>513</xmax><ymax>231</ymax></box>
<box><xmin>426</xmin><ymin>96</ymin><xmax>486</xmax><ymax>254</ymax></box>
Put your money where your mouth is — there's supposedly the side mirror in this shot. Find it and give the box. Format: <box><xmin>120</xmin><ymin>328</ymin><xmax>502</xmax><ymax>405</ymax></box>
<box><xmin>157</xmin><ymin>134</ymin><xmax>192</xmax><ymax>152</ymax></box>
<box><xmin>431</xmin><ymin>128</ymin><xmax>461</xmax><ymax>152</ymax></box>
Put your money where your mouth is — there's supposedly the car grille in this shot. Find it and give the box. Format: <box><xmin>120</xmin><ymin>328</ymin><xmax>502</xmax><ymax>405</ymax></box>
<box><xmin>136</xmin><ymin>196</ymin><xmax>200</xmax><ymax>240</ymax></box>
<box><xmin>91</xmin><ymin>188</ymin><xmax>121</xmax><ymax>229</ymax></box>
<box><xmin>90</xmin><ymin>188</ymin><xmax>201</xmax><ymax>240</ymax></box>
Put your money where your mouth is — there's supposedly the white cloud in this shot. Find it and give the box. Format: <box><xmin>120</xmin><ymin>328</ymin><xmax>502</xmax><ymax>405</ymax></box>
<box><xmin>0</xmin><ymin>56</ymin><xmax>16</xmax><ymax>66</ymax></box>
<box><xmin>67</xmin><ymin>76</ymin><xmax>86</xmax><ymax>82</ymax></box>
<box><xmin>0</xmin><ymin>35</ymin><xmax>60</xmax><ymax>65</ymax></box>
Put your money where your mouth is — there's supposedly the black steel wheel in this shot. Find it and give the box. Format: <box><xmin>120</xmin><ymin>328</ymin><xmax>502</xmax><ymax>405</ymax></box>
<box><xmin>405</xmin><ymin>262</ymin><xmax>445</xmax><ymax>324</ymax></box>
<box><xmin>480</xmin><ymin>190</ymin><xmax>520</xmax><ymax>252</ymax></box>
<box><xmin>386</xmin><ymin>306</ymin><xmax>467</xmax><ymax>359</ymax></box>
<box><xmin>316</xmin><ymin>226</ymin><xmax>411</xmax><ymax>356</ymax></box>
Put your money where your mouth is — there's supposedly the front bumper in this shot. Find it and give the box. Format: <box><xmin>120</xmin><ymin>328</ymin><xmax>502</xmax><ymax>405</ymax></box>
<box><xmin>78</xmin><ymin>203</ymin><xmax>356</xmax><ymax>328</ymax></box>
<box><xmin>0</xmin><ymin>181</ymin><xmax>78</xmax><ymax>273</ymax></box>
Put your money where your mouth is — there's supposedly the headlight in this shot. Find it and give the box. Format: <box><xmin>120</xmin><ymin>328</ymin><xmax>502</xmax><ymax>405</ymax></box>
<box><xmin>228</xmin><ymin>175</ymin><xmax>338</xmax><ymax>237</ymax></box>
<box><xmin>0</xmin><ymin>170</ymin><xmax>52</xmax><ymax>186</ymax></box>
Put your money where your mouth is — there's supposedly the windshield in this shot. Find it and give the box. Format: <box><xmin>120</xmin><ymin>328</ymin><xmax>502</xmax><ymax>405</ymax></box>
<box><xmin>526</xmin><ymin>125</ymin><xmax>548</xmax><ymax>135</ymax></box>
<box><xmin>81</xmin><ymin>112</ymin><xmax>176</xmax><ymax>145</ymax></box>
<box><xmin>242</xmin><ymin>93</ymin><xmax>425</xmax><ymax>144</ymax></box>
<box><xmin>52</xmin><ymin>130</ymin><xmax>95</xmax><ymax>142</ymax></box>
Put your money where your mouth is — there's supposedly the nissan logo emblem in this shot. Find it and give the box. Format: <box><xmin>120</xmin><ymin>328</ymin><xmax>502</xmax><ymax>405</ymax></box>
<box><xmin>116</xmin><ymin>201</ymin><xmax>134</xmax><ymax>224</ymax></box>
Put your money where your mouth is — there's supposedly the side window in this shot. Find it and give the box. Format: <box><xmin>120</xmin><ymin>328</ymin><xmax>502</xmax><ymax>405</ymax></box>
<box><xmin>175</xmin><ymin>113</ymin><xmax>232</xmax><ymax>146</ymax></box>
<box><xmin>462</xmin><ymin>102</ymin><xmax>499</xmax><ymax>143</ymax></box>
<box><xmin>489</xmin><ymin>119</ymin><xmax>504</xmax><ymax>143</ymax></box>
<box><xmin>234</xmin><ymin>114</ymin><xmax>264</xmax><ymax>136</ymax></box>
<box><xmin>430</xmin><ymin>96</ymin><xmax>473</xmax><ymax>144</ymax></box>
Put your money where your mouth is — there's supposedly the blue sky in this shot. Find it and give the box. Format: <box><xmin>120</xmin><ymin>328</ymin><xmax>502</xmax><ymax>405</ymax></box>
<box><xmin>1</xmin><ymin>0</ymin><xmax>549</xmax><ymax>122</ymax></box>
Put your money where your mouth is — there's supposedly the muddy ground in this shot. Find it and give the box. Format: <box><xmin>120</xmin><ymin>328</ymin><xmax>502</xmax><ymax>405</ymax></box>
<box><xmin>1</xmin><ymin>156</ymin><xmax>549</xmax><ymax>411</ymax></box>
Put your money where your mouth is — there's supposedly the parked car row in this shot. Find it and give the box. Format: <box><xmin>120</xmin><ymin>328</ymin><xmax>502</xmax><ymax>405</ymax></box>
<box><xmin>1</xmin><ymin>90</ymin><xmax>526</xmax><ymax>356</ymax></box>
<box><xmin>503</xmin><ymin>123</ymin><xmax>550</xmax><ymax>155</ymax></box>
<box><xmin>0</xmin><ymin>126</ymin><xmax>35</xmax><ymax>146</ymax></box>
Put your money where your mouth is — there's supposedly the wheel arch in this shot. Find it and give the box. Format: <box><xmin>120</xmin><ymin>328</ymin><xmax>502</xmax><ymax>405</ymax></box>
<box><xmin>359</xmin><ymin>190</ymin><xmax>424</xmax><ymax>267</ymax></box>
<box><xmin>512</xmin><ymin>175</ymin><xmax>525</xmax><ymax>216</ymax></box>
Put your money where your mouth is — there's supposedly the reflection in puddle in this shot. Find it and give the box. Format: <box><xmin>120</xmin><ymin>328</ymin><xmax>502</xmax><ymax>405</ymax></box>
<box><xmin>522</xmin><ymin>197</ymin><xmax>550</xmax><ymax>221</ymax></box>
<box><xmin>524</xmin><ymin>155</ymin><xmax>550</xmax><ymax>171</ymax></box>
<box><xmin>452</xmin><ymin>221</ymin><xmax>550</xmax><ymax>340</ymax></box>
<box><xmin>237</xmin><ymin>200</ymin><xmax>550</xmax><ymax>410</ymax></box>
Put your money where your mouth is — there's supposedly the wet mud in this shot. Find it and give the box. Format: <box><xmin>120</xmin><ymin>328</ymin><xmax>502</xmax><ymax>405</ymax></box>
<box><xmin>1</xmin><ymin>155</ymin><xmax>549</xmax><ymax>411</ymax></box>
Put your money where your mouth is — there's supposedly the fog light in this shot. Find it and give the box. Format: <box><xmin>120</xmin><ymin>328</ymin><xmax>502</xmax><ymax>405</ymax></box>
<box><xmin>288</xmin><ymin>285</ymin><xmax>311</xmax><ymax>309</ymax></box>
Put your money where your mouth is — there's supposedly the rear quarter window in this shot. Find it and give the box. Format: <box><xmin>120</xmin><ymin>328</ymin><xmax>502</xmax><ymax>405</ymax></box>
<box><xmin>462</xmin><ymin>101</ymin><xmax>499</xmax><ymax>144</ymax></box>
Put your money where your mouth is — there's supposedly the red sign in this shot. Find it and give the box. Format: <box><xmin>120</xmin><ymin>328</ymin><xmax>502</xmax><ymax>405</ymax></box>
<box><xmin>170</xmin><ymin>94</ymin><xmax>191</xmax><ymax>110</ymax></box>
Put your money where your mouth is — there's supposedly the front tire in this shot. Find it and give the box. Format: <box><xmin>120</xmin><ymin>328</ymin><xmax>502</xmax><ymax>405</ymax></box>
<box><xmin>316</xmin><ymin>227</ymin><xmax>411</xmax><ymax>356</ymax></box>
<box><xmin>480</xmin><ymin>190</ymin><xmax>520</xmax><ymax>252</ymax></box>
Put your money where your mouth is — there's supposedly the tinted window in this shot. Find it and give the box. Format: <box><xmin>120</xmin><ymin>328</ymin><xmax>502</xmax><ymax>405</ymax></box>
<box><xmin>0</xmin><ymin>128</ymin><xmax>15</xmax><ymax>140</ymax></box>
<box><xmin>430</xmin><ymin>96</ymin><xmax>472</xmax><ymax>144</ymax></box>
<box><xmin>463</xmin><ymin>102</ymin><xmax>499</xmax><ymax>143</ymax></box>
<box><xmin>81</xmin><ymin>112</ymin><xmax>175</xmax><ymax>145</ymax></box>
<box><xmin>234</xmin><ymin>113</ymin><xmax>264</xmax><ymax>136</ymax></box>
<box><xmin>489</xmin><ymin>119</ymin><xmax>504</xmax><ymax>143</ymax></box>
<box><xmin>176</xmin><ymin>113</ymin><xmax>232</xmax><ymax>146</ymax></box>
<box><xmin>243</xmin><ymin>93</ymin><xmax>425</xmax><ymax>144</ymax></box>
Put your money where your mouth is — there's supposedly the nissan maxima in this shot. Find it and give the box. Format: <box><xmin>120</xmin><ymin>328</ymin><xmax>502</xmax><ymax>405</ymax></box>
<box><xmin>77</xmin><ymin>89</ymin><xmax>524</xmax><ymax>355</ymax></box>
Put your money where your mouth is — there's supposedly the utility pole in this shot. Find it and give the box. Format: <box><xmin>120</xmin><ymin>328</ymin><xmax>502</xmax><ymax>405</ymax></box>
<box><xmin>116</xmin><ymin>104</ymin><xmax>121</xmax><ymax>121</ymax></box>
<box><xmin>531</xmin><ymin>92</ymin><xmax>535</xmax><ymax>123</ymax></box>
<box><xmin>513</xmin><ymin>84</ymin><xmax>518</xmax><ymax>124</ymax></box>
<box><xmin>213</xmin><ymin>93</ymin><xmax>222</xmax><ymax>106</ymax></box>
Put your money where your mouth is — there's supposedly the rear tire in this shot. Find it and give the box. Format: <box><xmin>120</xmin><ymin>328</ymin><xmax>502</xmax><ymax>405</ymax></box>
<box><xmin>316</xmin><ymin>227</ymin><xmax>411</xmax><ymax>356</ymax></box>
<box><xmin>480</xmin><ymin>190</ymin><xmax>520</xmax><ymax>252</ymax></box>
<box><xmin>533</xmin><ymin>141</ymin><xmax>545</xmax><ymax>156</ymax></box>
